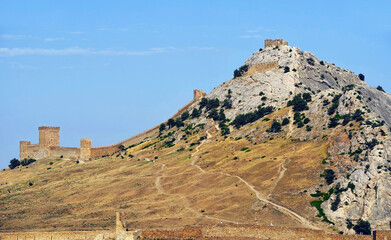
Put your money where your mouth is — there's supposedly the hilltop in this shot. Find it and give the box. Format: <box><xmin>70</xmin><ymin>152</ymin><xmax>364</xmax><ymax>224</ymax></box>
<box><xmin>1</xmin><ymin>39</ymin><xmax>391</xmax><ymax>237</ymax></box>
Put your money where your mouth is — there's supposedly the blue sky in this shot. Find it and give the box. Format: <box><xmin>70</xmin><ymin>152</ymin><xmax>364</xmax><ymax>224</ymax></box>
<box><xmin>1</xmin><ymin>1</ymin><xmax>390</xmax><ymax>168</ymax></box>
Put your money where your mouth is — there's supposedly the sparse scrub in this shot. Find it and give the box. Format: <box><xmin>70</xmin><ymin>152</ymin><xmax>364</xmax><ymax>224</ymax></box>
<box><xmin>287</xmin><ymin>94</ymin><xmax>309</xmax><ymax>112</ymax></box>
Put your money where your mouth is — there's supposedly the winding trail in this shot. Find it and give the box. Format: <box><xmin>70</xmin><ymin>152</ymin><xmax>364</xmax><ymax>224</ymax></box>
<box><xmin>189</xmin><ymin>125</ymin><xmax>320</xmax><ymax>230</ymax></box>
<box><xmin>154</xmin><ymin>157</ymin><xmax>235</xmax><ymax>224</ymax></box>
<box><xmin>287</xmin><ymin>108</ymin><xmax>294</xmax><ymax>137</ymax></box>
<box><xmin>267</xmin><ymin>158</ymin><xmax>290</xmax><ymax>198</ymax></box>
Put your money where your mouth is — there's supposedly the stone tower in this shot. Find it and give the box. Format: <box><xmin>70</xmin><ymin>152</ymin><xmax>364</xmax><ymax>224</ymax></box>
<box><xmin>264</xmin><ymin>39</ymin><xmax>288</xmax><ymax>48</ymax></box>
<box><xmin>19</xmin><ymin>141</ymin><xmax>31</xmax><ymax>160</ymax></box>
<box><xmin>80</xmin><ymin>138</ymin><xmax>92</xmax><ymax>160</ymax></box>
<box><xmin>193</xmin><ymin>89</ymin><xmax>206</xmax><ymax>101</ymax></box>
<box><xmin>39</xmin><ymin>126</ymin><xmax>60</xmax><ymax>148</ymax></box>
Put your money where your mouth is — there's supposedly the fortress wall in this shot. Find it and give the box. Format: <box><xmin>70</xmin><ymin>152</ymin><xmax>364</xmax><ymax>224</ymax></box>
<box><xmin>0</xmin><ymin>231</ymin><xmax>114</xmax><ymax>240</ymax></box>
<box><xmin>140</xmin><ymin>227</ymin><xmax>202</xmax><ymax>239</ymax></box>
<box><xmin>90</xmin><ymin>99</ymin><xmax>197</xmax><ymax>159</ymax></box>
<box><xmin>246</xmin><ymin>61</ymin><xmax>279</xmax><ymax>76</ymax></box>
<box><xmin>264</xmin><ymin>39</ymin><xmax>288</xmax><ymax>48</ymax></box>
<box><xmin>91</xmin><ymin>144</ymin><xmax>121</xmax><ymax>158</ymax></box>
<box><xmin>378</xmin><ymin>230</ymin><xmax>391</xmax><ymax>239</ymax></box>
<box><xmin>49</xmin><ymin>147</ymin><xmax>80</xmax><ymax>159</ymax></box>
<box><xmin>202</xmin><ymin>225</ymin><xmax>372</xmax><ymax>240</ymax></box>
<box><xmin>24</xmin><ymin>144</ymin><xmax>41</xmax><ymax>159</ymax></box>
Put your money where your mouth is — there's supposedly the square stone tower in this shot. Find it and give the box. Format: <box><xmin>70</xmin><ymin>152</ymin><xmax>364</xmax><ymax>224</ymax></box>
<box><xmin>39</xmin><ymin>126</ymin><xmax>60</xmax><ymax>148</ymax></box>
<box><xmin>80</xmin><ymin>138</ymin><xmax>92</xmax><ymax>160</ymax></box>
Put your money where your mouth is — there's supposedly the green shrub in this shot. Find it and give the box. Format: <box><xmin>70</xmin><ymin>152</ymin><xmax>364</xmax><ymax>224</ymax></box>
<box><xmin>328</xmin><ymin>117</ymin><xmax>339</xmax><ymax>128</ymax></box>
<box><xmin>267</xmin><ymin>120</ymin><xmax>282</xmax><ymax>133</ymax></box>
<box><xmin>331</xmin><ymin>194</ymin><xmax>340</xmax><ymax>211</ymax></box>
<box><xmin>281</xmin><ymin>118</ymin><xmax>290</xmax><ymax>126</ymax></box>
<box><xmin>353</xmin><ymin>219</ymin><xmax>371</xmax><ymax>235</ymax></box>
<box><xmin>302</xmin><ymin>93</ymin><xmax>312</xmax><ymax>102</ymax></box>
<box><xmin>231</xmin><ymin>106</ymin><xmax>274</xmax><ymax>128</ymax></box>
<box><xmin>8</xmin><ymin>158</ymin><xmax>20</xmax><ymax>169</ymax></box>
<box><xmin>234</xmin><ymin>64</ymin><xmax>249</xmax><ymax>78</ymax></box>
<box><xmin>328</xmin><ymin>94</ymin><xmax>342</xmax><ymax>115</ymax></box>
<box><xmin>323</xmin><ymin>169</ymin><xmax>335</xmax><ymax>185</ymax></box>
<box><xmin>159</xmin><ymin>123</ymin><xmax>166</xmax><ymax>132</ymax></box>
<box><xmin>181</xmin><ymin>111</ymin><xmax>190</xmax><ymax>121</ymax></box>
<box><xmin>222</xmin><ymin>99</ymin><xmax>232</xmax><ymax>109</ymax></box>
<box><xmin>358</xmin><ymin>73</ymin><xmax>365</xmax><ymax>81</ymax></box>
<box><xmin>20</xmin><ymin>158</ymin><xmax>36</xmax><ymax>166</ymax></box>
<box><xmin>167</xmin><ymin>118</ymin><xmax>176</xmax><ymax>128</ymax></box>
<box><xmin>307</xmin><ymin>58</ymin><xmax>315</xmax><ymax>66</ymax></box>
<box><xmin>377</xmin><ymin>86</ymin><xmax>385</xmax><ymax>92</ymax></box>
<box><xmin>287</xmin><ymin>94</ymin><xmax>309</xmax><ymax>112</ymax></box>
<box><xmin>191</xmin><ymin>108</ymin><xmax>201</xmax><ymax>118</ymax></box>
<box><xmin>219</xmin><ymin>122</ymin><xmax>230</xmax><ymax>136</ymax></box>
<box><xmin>284</xmin><ymin>66</ymin><xmax>290</xmax><ymax>73</ymax></box>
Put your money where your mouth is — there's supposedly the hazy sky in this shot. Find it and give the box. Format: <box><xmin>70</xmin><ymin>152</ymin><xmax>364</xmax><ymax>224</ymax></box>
<box><xmin>1</xmin><ymin>1</ymin><xmax>390</xmax><ymax>168</ymax></box>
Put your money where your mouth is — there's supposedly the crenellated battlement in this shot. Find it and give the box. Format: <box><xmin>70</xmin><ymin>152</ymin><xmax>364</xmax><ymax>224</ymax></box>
<box><xmin>264</xmin><ymin>39</ymin><xmax>288</xmax><ymax>48</ymax></box>
<box><xmin>38</xmin><ymin>126</ymin><xmax>60</xmax><ymax>130</ymax></box>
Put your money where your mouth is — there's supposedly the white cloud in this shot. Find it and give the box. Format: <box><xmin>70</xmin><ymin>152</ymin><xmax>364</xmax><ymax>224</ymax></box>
<box><xmin>44</xmin><ymin>37</ymin><xmax>67</xmax><ymax>42</ymax></box>
<box><xmin>0</xmin><ymin>47</ymin><xmax>177</xmax><ymax>57</ymax></box>
<box><xmin>69</xmin><ymin>31</ymin><xmax>86</xmax><ymax>35</ymax></box>
<box><xmin>6</xmin><ymin>61</ymin><xmax>38</xmax><ymax>70</ymax></box>
<box><xmin>0</xmin><ymin>34</ymin><xmax>26</xmax><ymax>40</ymax></box>
<box><xmin>239</xmin><ymin>35</ymin><xmax>263</xmax><ymax>39</ymax></box>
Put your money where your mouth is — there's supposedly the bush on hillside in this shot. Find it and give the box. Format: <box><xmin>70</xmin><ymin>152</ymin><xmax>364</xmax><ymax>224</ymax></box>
<box><xmin>358</xmin><ymin>73</ymin><xmax>365</xmax><ymax>81</ymax></box>
<box><xmin>267</xmin><ymin>120</ymin><xmax>282</xmax><ymax>133</ymax></box>
<box><xmin>353</xmin><ymin>219</ymin><xmax>371</xmax><ymax>235</ymax></box>
<box><xmin>377</xmin><ymin>85</ymin><xmax>385</xmax><ymax>92</ymax></box>
<box><xmin>181</xmin><ymin>111</ymin><xmax>190</xmax><ymax>121</ymax></box>
<box><xmin>167</xmin><ymin>118</ymin><xmax>176</xmax><ymax>128</ymax></box>
<box><xmin>222</xmin><ymin>99</ymin><xmax>232</xmax><ymax>109</ymax></box>
<box><xmin>233</xmin><ymin>64</ymin><xmax>249</xmax><ymax>78</ymax></box>
<box><xmin>9</xmin><ymin>158</ymin><xmax>20</xmax><ymax>169</ymax></box>
<box><xmin>191</xmin><ymin>108</ymin><xmax>201</xmax><ymax>118</ymax></box>
<box><xmin>287</xmin><ymin>94</ymin><xmax>309</xmax><ymax>112</ymax></box>
<box><xmin>282</xmin><ymin>118</ymin><xmax>290</xmax><ymax>126</ymax></box>
<box><xmin>159</xmin><ymin>123</ymin><xmax>166</xmax><ymax>132</ymax></box>
<box><xmin>231</xmin><ymin>106</ymin><xmax>274</xmax><ymax>128</ymax></box>
<box><xmin>20</xmin><ymin>158</ymin><xmax>36</xmax><ymax>166</ymax></box>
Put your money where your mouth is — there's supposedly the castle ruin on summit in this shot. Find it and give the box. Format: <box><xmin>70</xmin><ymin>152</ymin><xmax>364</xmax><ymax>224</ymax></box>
<box><xmin>20</xmin><ymin>89</ymin><xmax>206</xmax><ymax>161</ymax></box>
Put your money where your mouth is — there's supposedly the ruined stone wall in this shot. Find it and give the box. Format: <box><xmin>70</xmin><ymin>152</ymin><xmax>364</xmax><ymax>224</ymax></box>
<box><xmin>202</xmin><ymin>225</ymin><xmax>372</xmax><ymax>239</ymax></box>
<box><xmin>0</xmin><ymin>231</ymin><xmax>115</xmax><ymax>240</ymax></box>
<box><xmin>39</xmin><ymin>126</ymin><xmax>60</xmax><ymax>148</ymax></box>
<box><xmin>246</xmin><ymin>61</ymin><xmax>279</xmax><ymax>76</ymax></box>
<box><xmin>264</xmin><ymin>39</ymin><xmax>288</xmax><ymax>48</ymax></box>
<box><xmin>193</xmin><ymin>89</ymin><xmax>206</xmax><ymax>101</ymax></box>
<box><xmin>137</xmin><ymin>225</ymin><xmax>385</xmax><ymax>239</ymax></box>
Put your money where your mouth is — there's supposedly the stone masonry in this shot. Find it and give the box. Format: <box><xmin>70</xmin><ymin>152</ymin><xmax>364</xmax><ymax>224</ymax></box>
<box><xmin>19</xmin><ymin>90</ymin><xmax>207</xmax><ymax>162</ymax></box>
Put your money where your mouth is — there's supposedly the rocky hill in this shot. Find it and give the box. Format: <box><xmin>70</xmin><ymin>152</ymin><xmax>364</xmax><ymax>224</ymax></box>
<box><xmin>1</xmin><ymin>39</ymin><xmax>391</xmax><ymax>236</ymax></box>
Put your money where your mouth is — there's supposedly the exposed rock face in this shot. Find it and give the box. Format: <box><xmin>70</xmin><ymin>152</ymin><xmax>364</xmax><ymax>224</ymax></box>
<box><xmin>187</xmin><ymin>39</ymin><xmax>391</xmax><ymax>232</ymax></box>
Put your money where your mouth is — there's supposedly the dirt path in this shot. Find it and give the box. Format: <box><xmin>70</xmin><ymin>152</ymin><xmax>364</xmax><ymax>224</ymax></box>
<box><xmin>154</xmin><ymin>157</ymin><xmax>235</xmax><ymax>224</ymax></box>
<box><xmin>190</xmin><ymin>125</ymin><xmax>320</xmax><ymax>230</ymax></box>
<box><xmin>267</xmin><ymin>158</ymin><xmax>290</xmax><ymax>198</ymax></box>
<box><xmin>287</xmin><ymin>108</ymin><xmax>294</xmax><ymax>137</ymax></box>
